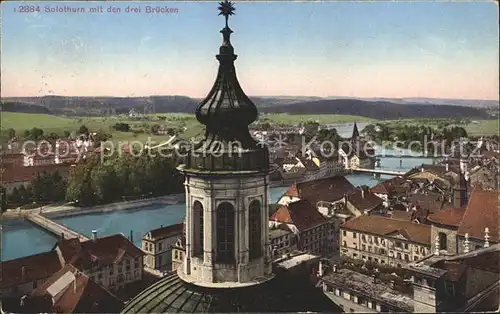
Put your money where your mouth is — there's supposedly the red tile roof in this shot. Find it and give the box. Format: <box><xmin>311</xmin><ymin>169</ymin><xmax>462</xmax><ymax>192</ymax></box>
<box><xmin>1</xmin><ymin>163</ymin><xmax>72</xmax><ymax>183</ymax></box>
<box><xmin>346</xmin><ymin>186</ymin><xmax>383</xmax><ymax>212</ymax></box>
<box><xmin>146</xmin><ymin>223</ymin><xmax>183</xmax><ymax>240</ymax></box>
<box><xmin>370</xmin><ymin>177</ymin><xmax>407</xmax><ymax>195</ymax></box>
<box><xmin>342</xmin><ymin>215</ymin><xmax>431</xmax><ymax>245</ymax></box>
<box><xmin>271</xmin><ymin>200</ymin><xmax>328</xmax><ymax>232</ymax></box>
<box><xmin>0</xmin><ymin>251</ymin><xmax>62</xmax><ymax>288</ymax></box>
<box><xmin>283</xmin><ymin>176</ymin><xmax>355</xmax><ymax>205</ymax></box>
<box><xmin>27</xmin><ymin>264</ymin><xmax>123</xmax><ymax>313</ymax></box>
<box><xmin>457</xmin><ymin>189</ymin><xmax>499</xmax><ymax>242</ymax></box>
<box><xmin>57</xmin><ymin>234</ymin><xmax>145</xmax><ymax>270</ymax></box>
<box><xmin>427</xmin><ymin>207</ymin><xmax>466</xmax><ymax>228</ymax></box>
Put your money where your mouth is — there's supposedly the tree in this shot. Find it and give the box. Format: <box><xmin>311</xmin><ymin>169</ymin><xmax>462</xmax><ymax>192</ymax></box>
<box><xmin>78</xmin><ymin>125</ymin><xmax>89</xmax><ymax>135</ymax></box>
<box><xmin>18</xmin><ymin>185</ymin><xmax>32</xmax><ymax>204</ymax></box>
<box><xmin>9</xmin><ymin>187</ymin><xmax>21</xmax><ymax>206</ymax></box>
<box><xmin>63</xmin><ymin>130</ymin><xmax>71</xmax><ymax>138</ymax></box>
<box><xmin>112</xmin><ymin>123</ymin><xmax>130</xmax><ymax>132</ymax></box>
<box><xmin>6</xmin><ymin>128</ymin><xmax>16</xmax><ymax>139</ymax></box>
<box><xmin>150</xmin><ymin>124</ymin><xmax>161</xmax><ymax>135</ymax></box>
<box><xmin>0</xmin><ymin>186</ymin><xmax>6</xmax><ymax>212</ymax></box>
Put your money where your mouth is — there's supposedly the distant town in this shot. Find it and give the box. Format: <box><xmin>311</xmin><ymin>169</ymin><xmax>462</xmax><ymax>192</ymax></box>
<box><xmin>1</xmin><ymin>0</ymin><xmax>499</xmax><ymax>313</ymax></box>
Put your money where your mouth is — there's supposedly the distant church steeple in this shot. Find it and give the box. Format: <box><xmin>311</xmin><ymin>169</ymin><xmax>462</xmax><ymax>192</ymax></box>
<box><xmin>352</xmin><ymin>122</ymin><xmax>360</xmax><ymax>140</ymax></box>
<box><xmin>453</xmin><ymin>158</ymin><xmax>469</xmax><ymax>208</ymax></box>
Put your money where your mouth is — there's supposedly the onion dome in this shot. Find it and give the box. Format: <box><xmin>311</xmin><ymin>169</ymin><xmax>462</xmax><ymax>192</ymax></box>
<box><xmin>180</xmin><ymin>0</ymin><xmax>269</xmax><ymax>173</ymax></box>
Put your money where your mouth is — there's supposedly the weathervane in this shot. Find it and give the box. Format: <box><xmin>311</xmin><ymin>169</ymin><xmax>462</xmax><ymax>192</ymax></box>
<box><xmin>218</xmin><ymin>0</ymin><xmax>235</xmax><ymax>28</ymax></box>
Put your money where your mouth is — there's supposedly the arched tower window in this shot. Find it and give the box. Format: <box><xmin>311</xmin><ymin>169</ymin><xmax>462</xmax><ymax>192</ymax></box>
<box><xmin>216</xmin><ymin>202</ymin><xmax>235</xmax><ymax>262</ymax></box>
<box><xmin>249</xmin><ymin>200</ymin><xmax>262</xmax><ymax>259</ymax></box>
<box><xmin>193</xmin><ymin>201</ymin><xmax>204</xmax><ymax>256</ymax></box>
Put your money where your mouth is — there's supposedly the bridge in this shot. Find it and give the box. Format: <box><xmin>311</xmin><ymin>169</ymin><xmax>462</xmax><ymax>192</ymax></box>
<box><xmin>374</xmin><ymin>155</ymin><xmax>443</xmax><ymax>159</ymax></box>
<box><xmin>25</xmin><ymin>213</ymin><xmax>89</xmax><ymax>241</ymax></box>
<box><xmin>351</xmin><ymin>168</ymin><xmax>406</xmax><ymax>176</ymax></box>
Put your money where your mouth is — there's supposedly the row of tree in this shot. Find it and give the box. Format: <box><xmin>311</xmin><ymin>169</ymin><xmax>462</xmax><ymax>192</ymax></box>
<box><xmin>1</xmin><ymin>150</ymin><xmax>184</xmax><ymax>211</ymax></box>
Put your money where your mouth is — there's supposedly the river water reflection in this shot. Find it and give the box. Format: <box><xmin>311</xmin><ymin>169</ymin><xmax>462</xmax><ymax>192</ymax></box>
<box><xmin>2</xmin><ymin>130</ymin><xmax>434</xmax><ymax>261</ymax></box>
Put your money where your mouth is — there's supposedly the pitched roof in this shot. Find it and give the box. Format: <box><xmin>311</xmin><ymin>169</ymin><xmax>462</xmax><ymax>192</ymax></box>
<box><xmin>146</xmin><ymin>223</ymin><xmax>183</xmax><ymax>240</ymax></box>
<box><xmin>27</xmin><ymin>264</ymin><xmax>124</xmax><ymax>313</ymax></box>
<box><xmin>0</xmin><ymin>251</ymin><xmax>62</xmax><ymax>288</ymax></box>
<box><xmin>346</xmin><ymin>186</ymin><xmax>383</xmax><ymax>212</ymax></box>
<box><xmin>371</xmin><ymin>177</ymin><xmax>409</xmax><ymax>195</ymax></box>
<box><xmin>342</xmin><ymin>215</ymin><xmax>432</xmax><ymax>245</ymax></box>
<box><xmin>283</xmin><ymin>176</ymin><xmax>355</xmax><ymax>205</ymax></box>
<box><xmin>57</xmin><ymin>234</ymin><xmax>145</xmax><ymax>270</ymax></box>
<box><xmin>1</xmin><ymin>163</ymin><xmax>72</xmax><ymax>183</ymax></box>
<box><xmin>427</xmin><ymin>207</ymin><xmax>466</xmax><ymax>228</ymax></box>
<box><xmin>457</xmin><ymin>189</ymin><xmax>499</xmax><ymax>242</ymax></box>
<box><xmin>408</xmin><ymin>192</ymin><xmax>446</xmax><ymax>214</ymax></box>
<box><xmin>283</xmin><ymin>157</ymin><xmax>299</xmax><ymax>165</ymax></box>
<box><xmin>296</xmin><ymin>157</ymin><xmax>319</xmax><ymax>171</ymax></box>
<box><xmin>270</xmin><ymin>200</ymin><xmax>328</xmax><ymax>232</ymax></box>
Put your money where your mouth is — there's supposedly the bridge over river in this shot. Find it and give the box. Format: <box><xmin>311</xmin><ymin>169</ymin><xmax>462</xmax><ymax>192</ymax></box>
<box><xmin>24</xmin><ymin>213</ymin><xmax>89</xmax><ymax>241</ymax></box>
<box><xmin>351</xmin><ymin>168</ymin><xmax>406</xmax><ymax>176</ymax></box>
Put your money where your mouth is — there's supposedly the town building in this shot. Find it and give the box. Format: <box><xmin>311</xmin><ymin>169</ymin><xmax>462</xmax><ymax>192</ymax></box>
<box><xmin>344</xmin><ymin>186</ymin><xmax>384</xmax><ymax>216</ymax></box>
<box><xmin>0</xmin><ymin>152</ymin><xmax>24</xmax><ymax>168</ymax></box>
<box><xmin>277</xmin><ymin>175</ymin><xmax>355</xmax><ymax>206</ymax></box>
<box><xmin>406</xmin><ymin>243</ymin><xmax>499</xmax><ymax>313</ymax></box>
<box><xmin>54</xmin><ymin>233</ymin><xmax>145</xmax><ymax>292</ymax></box>
<box><xmin>468</xmin><ymin>165</ymin><xmax>498</xmax><ymax>190</ymax></box>
<box><xmin>270</xmin><ymin>200</ymin><xmax>333</xmax><ymax>256</ymax></box>
<box><xmin>404</xmin><ymin>164</ymin><xmax>460</xmax><ymax>189</ymax></box>
<box><xmin>320</xmin><ymin>267</ymin><xmax>414</xmax><ymax>313</ymax></box>
<box><xmin>171</xmin><ymin>236</ymin><xmax>186</xmax><ymax>272</ymax></box>
<box><xmin>370</xmin><ymin>176</ymin><xmax>409</xmax><ymax>208</ymax></box>
<box><xmin>0</xmin><ymin>251</ymin><xmax>62</xmax><ymax>299</ymax></box>
<box><xmin>120</xmin><ymin>4</ymin><xmax>339</xmax><ymax>312</ymax></box>
<box><xmin>1</xmin><ymin>163</ymin><xmax>72</xmax><ymax>194</ymax></box>
<box><xmin>303</xmin><ymin>148</ymin><xmax>345</xmax><ymax>177</ymax></box>
<box><xmin>340</xmin><ymin>215</ymin><xmax>432</xmax><ymax>266</ymax></box>
<box><xmin>427</xmin><ymin>189</ymin><xmax>498</xmax><ymax>256</ymax></box>
<box><xmin>269</xmin><ymin>225</ymin><xmax>298</xmax><ymax>259</ymax></box>
<box><xmin>142</xmin><ymin>223</ymin><xmax>183</xmax><ymax>274</ymax></box>
<box><xmin>18</xmin><ymin>264</ymin><xmax>124</xmax><ymax>313</ymax></box>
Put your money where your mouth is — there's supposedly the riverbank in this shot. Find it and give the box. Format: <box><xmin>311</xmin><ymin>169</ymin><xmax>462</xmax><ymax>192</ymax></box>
<box><xmin>0</xmin><ymin>194</ymin><xmax>185</xmax><ymax>221</ymax></box>
<box><xmin>0</xmin><ymin>182</ymin><xmax>292</xmax><ymax>222</ymax></box>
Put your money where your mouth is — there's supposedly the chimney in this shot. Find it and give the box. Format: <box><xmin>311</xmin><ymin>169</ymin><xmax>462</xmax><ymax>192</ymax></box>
<box><xmin>92</xmin><ymin>230</ymin><xmax>97</xmax><ymax>241</ymax></box>
<box><xmin>21</xmin><ymin>266</ymin><xmax>26</xmax><ymax>279</ymax></box>
<box><xmin>445</xmin><ymin>163</ymin><xmax>449</xmax><ymax>172</ymax></box>
<box><xmin>318</xmin><ymin>260</ymin><xmax>324</xmax><ymax>277</ymax></box>
<box><xmin>420</xmin><ymin>166</ymin><xmax>424</xmax><ymax>172</ymax></box>
<box><xmin>333</xmin><ymin>264</ymin><xmax>337</xmax><ymax>273</ymax></box>
<box><xmin>361</xmin><ymin>188</ymin><xmax>365</xmax><ymax>199</ymax></box>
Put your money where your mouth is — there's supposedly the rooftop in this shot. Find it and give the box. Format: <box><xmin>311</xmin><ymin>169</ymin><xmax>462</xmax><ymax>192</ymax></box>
<box><xmin>271</xmin><ymin>199</ymin><xmax>328</xmax><ymax>232</ymax></box>
<box><xmin>0</xmin><ymin>251</ymin><xmax>61</xmax><ymax>288</ymax></box>
<box><xmin>457</xmin><ymin>189</ymin><xmax>499</xmax><ymax>242</ymax></box>
<box><xmin>144</xmin><ymin>223</ymin><xmax>183</xmax><ymax>240</ymax></box>
<box><xmin>342</xmin><ymin>215</ymin><xmax>431</xmax><ymax>245</ymax></box>
<box><xmin>24</xmin><ymin>264</ymin><xmax>124</xmax><ymax>313</ymax></box>
<box><xmin>347</xmin><ymin>186</ymin><xmax>384</xmax><ymax>212</ymax></box>
<box><xmin>427</xmin><ymin>207</ymin><xmax>466</xmax><ymax>228</ymax></box>
<box><xmin>284</xmin><ymin>175</ymin><xmax>356</xmax><ymax>205</ymax></box>
<box><xmin>57</xmin><ymin>234</ymin><xmax>145</xmax><ymax>270</ymax></box>
<box><xmin>274</xmin><ymin>251</ymin><xmax>320</xmax><ymax>270</ymax></box>
<box><xmin>2</xmin><ymin>163</ymin><xmax>72</xmax><ymax>183</ymax></box>
<box><xmin>321</xmin><ymin>268</ymin><xmax>414</xmax><ymax>312</ymax></box>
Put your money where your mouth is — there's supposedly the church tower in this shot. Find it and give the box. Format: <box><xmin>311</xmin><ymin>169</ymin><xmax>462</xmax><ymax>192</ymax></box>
<box><xmin>453</xmin><ymin>157</ymin><xmax>469</xmax><ymax>208</ymax></box>
<box><xmin>351</xmin><ymin>122</ymin><xmax>360</xmax><ymax>140</ymax></box>
<box><xmin>177</xmin><ymin>0</ymin><xmax>273</xmax><ymax>287</ymax></box>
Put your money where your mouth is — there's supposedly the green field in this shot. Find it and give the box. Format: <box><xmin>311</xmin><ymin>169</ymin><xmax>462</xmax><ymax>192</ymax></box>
<box><xmin>262</xmin><ymin>113</ymin><xmax>375</xmax><ymax>125</ymax></box>
<box><xmin>1</xmin><ymin>112</ymin><xmax>497</xmax><ymax>147</ymax></box>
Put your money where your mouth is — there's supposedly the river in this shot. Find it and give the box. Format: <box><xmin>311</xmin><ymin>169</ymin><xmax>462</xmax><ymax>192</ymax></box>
<box><xmin>1</xmin><ymin>124</ymin><xmax>435</xmax><ymax>261</ymax></box>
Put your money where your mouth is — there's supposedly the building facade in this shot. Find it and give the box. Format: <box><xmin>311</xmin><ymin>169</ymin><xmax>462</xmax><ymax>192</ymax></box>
<box><xmin>142</xmin><ymin>223</ymin><xmax>183</xmax><ymax>273</ymax></box>
<box><xmin>340</xmin><ymin>215</ymin><xmax>431</xmax><ymax>267</ymax></box>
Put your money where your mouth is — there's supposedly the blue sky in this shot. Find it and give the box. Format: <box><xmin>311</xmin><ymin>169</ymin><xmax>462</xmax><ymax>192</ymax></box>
<box><xmin>1</xmin><ymin>1</ymin><xmax>498</xmax><ymax>99</ymax></box>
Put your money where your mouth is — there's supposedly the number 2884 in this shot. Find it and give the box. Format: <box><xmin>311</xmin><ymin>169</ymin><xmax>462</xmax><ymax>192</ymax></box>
<box><xmin>18</xmin><ymin>6</ymin><xmax>40</xmax><ymax>12</ymax></box>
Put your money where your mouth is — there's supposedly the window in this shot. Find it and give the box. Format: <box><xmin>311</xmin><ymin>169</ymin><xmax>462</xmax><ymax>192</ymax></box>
<box><xmin>193</xmin><ymin>201</ymin><xmax>204</xmax><ymax>256</ymax></box>
<box><xmin>216</xmin><ymin>202</ymin><xmax>235</xmax><ymax>262</ymax></box>
<box><xmin>158</xmin><ymin>242</ymin><xmax>163</xmax><ymax>251</ymax></box>
<box><xmin>353</xmin><ymin>232</ymin><xmax>357</xmax><ymax>238</ymax></box>
<box><xmin>404</xmin><ymin>254</ymin><xmax>409</xmax><ymax>261</ymax></box>
<box><xmin>438</xmin><ymin>232</ymin><xmax>447</xmax><ymax>250</ymax></box>
<box><xmin>404</xmin><ymin>243</ymin><xmax>409</xmax><ymax>250</ymax></box>
<box><xmin>395</xmin><ymin>241</ymin><xmax>402</xmax><ymax>248</ymax></box>
<box><xmin>445</xmin><ymin>282</ymin><xmax>455</xmax><ymax>296</ymax></box>
<box><xmin>362</xmin><ymin>244</ymin><xmax>366</xmax><ymax>251</ymax></box>
<box><xmin>249</xmin><ymin>200</ymin><xmax>262</xmax><ymax>259</ymax></box>
<box><xmin>343</xmin><ymin>241</ymin><xmax>347</xmax><ymax>247</ymax></box>
<box><xmin>343</xmin><ymin>230</ymin><xmax>346</xmax><ymax>236</ymax></box>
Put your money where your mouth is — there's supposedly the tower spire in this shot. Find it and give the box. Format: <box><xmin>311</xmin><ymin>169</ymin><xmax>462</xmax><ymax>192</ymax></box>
<box><xmin>195</xmin><ymin>0</ymin><xmax>259</xmax><ymax>149</ymax></box>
